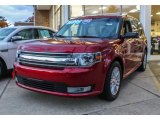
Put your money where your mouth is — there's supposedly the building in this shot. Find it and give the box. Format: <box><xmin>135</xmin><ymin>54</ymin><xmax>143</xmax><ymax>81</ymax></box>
<box><xmin>14</xmin><ymin>22</ymin><xmax>34</xmax><ymax>26</ymax></box>
<box><xmin>14</xmin><ymin>16</ymin><xmax>34</xmax><ymax>26</ymax></box>
<box><xmin>34</xmin><ymin>5</ymin><xmax>160</xmax><ymax>60</ymax></box>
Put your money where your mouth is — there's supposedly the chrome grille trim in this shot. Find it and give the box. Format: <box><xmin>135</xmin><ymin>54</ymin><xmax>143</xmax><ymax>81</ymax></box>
<box><xmin>17</xmin><ymin>51</ymin><xmax>76</xmax><ymax>68</ymax></box>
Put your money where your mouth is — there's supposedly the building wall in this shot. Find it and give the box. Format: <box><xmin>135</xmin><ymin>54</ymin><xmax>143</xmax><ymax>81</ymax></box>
<box><xmin>14</xmin><ymin>22</ymin><xmax>34</xmax><ymax>26</ymax></box>
<box><xmin>35</xmin><ymin>10</ymin><xmax>49</xmax><ymax>27</ymax></box>
<box><xmin>49</xmin><ymin>6</ymin><xmax>54</xmax><ymax>28</ymax></box>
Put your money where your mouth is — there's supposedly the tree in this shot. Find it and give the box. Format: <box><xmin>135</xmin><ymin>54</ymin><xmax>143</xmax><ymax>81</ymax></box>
<box><xmin>25</xmin><ymin>16</ymin><xmax>34</xmax><ymax>22</ymax></box>
<box><xmin>0</xmin><ymin>16</ymin><xmax>7</xmax><ymax>21</ymax></box>
<box><xmin>0</xmin><ymin>16</ymin><xmax>9</xmax><ymax>28</ymax></box>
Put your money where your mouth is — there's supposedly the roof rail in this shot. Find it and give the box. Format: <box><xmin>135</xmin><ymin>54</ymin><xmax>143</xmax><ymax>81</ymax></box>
<box><xmin>80</xmin><ymin>12</ymin><xmax>122</xmax><ymax>17</ymax></box>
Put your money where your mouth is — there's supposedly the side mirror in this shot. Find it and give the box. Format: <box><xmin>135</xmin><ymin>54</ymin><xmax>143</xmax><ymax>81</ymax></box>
<box><xmin>11</xmin><ymin>36</ymin><xmax>24</xmax><ymax>42</ymax></box>
<box><xmin>122</xmin><ymin>32</ymin><xmax>139</xmax><ymax>39</ymax></box>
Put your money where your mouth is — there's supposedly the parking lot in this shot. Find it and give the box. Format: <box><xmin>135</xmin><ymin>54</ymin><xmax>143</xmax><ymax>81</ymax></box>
<box><xmin>0</xmin><ymin>62</ymin><xmax>160</xmax><ymax>115</ymax></box>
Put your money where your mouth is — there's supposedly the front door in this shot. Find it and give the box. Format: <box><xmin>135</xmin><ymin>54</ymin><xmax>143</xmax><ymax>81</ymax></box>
<box><xmin>7</xmin><ymin>28</ymin><xmax>34</xmax><ymax>68</ymax></box>
<box><xmin>121</xmin><ymin>20</ymin><xmax>138</xmax><ymax>75</ymax></box>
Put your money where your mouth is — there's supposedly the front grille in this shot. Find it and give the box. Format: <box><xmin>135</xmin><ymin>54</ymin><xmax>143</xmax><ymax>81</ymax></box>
<box><xmin>17</xmin><ymin>51</ymin><xmax>73</xmax><ymax>68</ymax></box>
<box><xmin>17</xmin><ymin>76</ymin><xmax>67</xmax><ymax>93</ymax></box>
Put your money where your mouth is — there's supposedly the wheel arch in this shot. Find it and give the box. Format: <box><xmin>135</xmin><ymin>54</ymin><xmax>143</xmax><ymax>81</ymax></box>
<box><xmin>0</xmin><ymin>57</ymin><xmax>7</xmax><ymax>71</ymax></box>
<box><xmin>110</xmin><ymin>56</ymin><xmax>124</xmax><ymax>76</ymax></box>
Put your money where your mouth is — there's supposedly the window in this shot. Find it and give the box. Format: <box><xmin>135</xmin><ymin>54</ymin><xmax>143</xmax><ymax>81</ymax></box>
<box><xmin>84</xmin><ymin>5</ymin><xmax>102</xmax><ymax>15</ymax></box>
<box><xmin>56</xmin><ymin>18</ymin><xmax>121</xmax><ymax>39</ymax></box>
<box><xmin>34</xmin><ymin>29</ymin><xmax>54</xmax><ymax>39</ymax></box>
<box><xmin>0</xmin><ymin>28</ymin><xmax>16</xmax><ymax>41</ymax></box>
<box><xmin>138</xmin><ymin>22</ymin><xmax>145</xmax><ymax>36</ymax></box>
<box><xmin>70</xmin><ymin>5</ymin><xmax>84</xmax><ymax>18</ymax></box>
<box><xmin>130</xmin><ymin>19</ymin><xmax>139</xmax><ymax>33</ymax></box>
<box><xmin>122</xmin><ymin>5</ymin><xmax>140</xmax><ymax>20</ymax></box>
<box><xmin>123</xmin><ymin>20</ymin><xmax>132</xmax><ymax>35</ymax></box>
<box><xmin>70</xmin><ymin>5</ymin><xmax>121</xmax><ymax>20</ymax></box>
<box><xmin>15</xmin><ymin>29</ymin><xmax>33</xmax><ymax>40</ymax></box>
<box><xmin>102</xmin><ymin>5</ymin><xmax>121</xmax><ymax>14</ymax></box>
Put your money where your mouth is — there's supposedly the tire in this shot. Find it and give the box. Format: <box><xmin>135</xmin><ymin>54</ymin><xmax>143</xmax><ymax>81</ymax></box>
<box><xmin>151</xmin><ymin>49</ymin><xmax>153</xmax><ymax>55</ymax></box>
<box><xmin>100</xmin><ymin>61</ymin><xmax>122</xmax><ymax>101</ymax></box>
<box><xmin>0</xmin><ymin>61</ymin><xmax>6</xmax><ymax>79</ymax></box>
<box><xmin>138</xmin><ymin>50</ymin><xmax>147</xmax><ymax>72</ymax></box>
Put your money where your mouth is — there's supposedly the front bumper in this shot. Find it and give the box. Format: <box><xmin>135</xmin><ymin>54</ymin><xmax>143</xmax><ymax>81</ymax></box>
<box><xmin>14</xmin><ymin>62</ymin><xmax>106</xmax><ymax>97</ymax></box>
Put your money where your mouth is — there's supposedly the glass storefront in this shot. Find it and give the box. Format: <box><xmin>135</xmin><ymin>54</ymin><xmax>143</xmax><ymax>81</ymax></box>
<box><xmin>122</xmin><ymin>5</ymin><xmax>140</xmax><ymax>19</ymax></box>
<box><xmin>70</xmin><ymin>5</ymin><xmax>84</xmax><ymax>18</ymax></box>
<box><xmin>151</xmin><ymin>5</ymin><xmax>160</xmax><ymax>55</ymax></box>
<box><xmin>70</xmin><ymin>5</ymin><xmax>121</xmax><ymax>18</ymax></box>
<box><xmin>84</xmin><ymin>5</ymin><xmax>102</xmax><ymax>15</ymax></box>
<box><xmin>70</xmin><ymin>5</ymin><xmax>140</xmax><ymax>19</ymax></box>
<box><xmin>102</xmin><ymin>5</ymin><xmax>121</xmax><ymax>14</ymax></box>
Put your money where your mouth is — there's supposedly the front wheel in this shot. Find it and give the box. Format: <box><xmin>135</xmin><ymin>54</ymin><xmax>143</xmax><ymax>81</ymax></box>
<box><xmin>100</xmin><ymin>61</ymin><xmax>122</xmax><ymax>101</ymax></box>
<box><xmin>0</xmin><ymin>61</ymin><xmax>4</xmax><ymax>79</ymax></box>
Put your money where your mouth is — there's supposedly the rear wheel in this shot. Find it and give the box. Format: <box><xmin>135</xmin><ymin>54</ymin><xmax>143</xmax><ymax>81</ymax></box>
<box><xmin>100</xmin><ymin>61</ymin><xmax>122</xmax><ymax>101</ymax></box>
<box><xmin>138</xmin><ymin>50</ymin><xmax>147</xmax><ymax>71</ymax></box>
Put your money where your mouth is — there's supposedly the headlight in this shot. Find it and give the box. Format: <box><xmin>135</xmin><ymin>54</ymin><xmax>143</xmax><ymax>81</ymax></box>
<box><xmin>72</xmin><ymin>52</ymin><xmax>102</xmax><ymax>66</ymax></box>
<box><xmin>15</xmin><ymin>50</ymin><xmax>21</xmax><ymax>61</ymax></box>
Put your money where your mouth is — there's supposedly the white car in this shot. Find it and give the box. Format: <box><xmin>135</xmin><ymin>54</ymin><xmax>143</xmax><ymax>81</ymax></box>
<box><xmin>0</xmin><ymin>26</ymin><xmax>56</xmax><ymax>77</ymax></box>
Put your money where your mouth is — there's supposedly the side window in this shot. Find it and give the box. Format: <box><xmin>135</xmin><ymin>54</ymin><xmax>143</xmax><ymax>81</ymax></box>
<box><xmin>15</xmin><ymin>29</ymin><xmax>33</xmax><ymax>40</ymax></box>
<box><xmin>38</xmin><ymin>29</ymin><xmax>53</xmax><ymax>39</ymax></box>
<box><xmin>130</xmin><ymin>19</ymin><xmax>139</xmax><ymax>33</ymax></box>
<box><xmin>123</xmin><ymin>20</ymin><xmax>132</xmax><ymax>35</ymax></box>
<box><xmin>34</xmin><ymin>29</ymin><xmax>39</xmax><ymax>39</ymax></box>
<box><xmin>138</xmin><ymin>22</ymin><xmax>145</xmax><ymax>36</ymax></box>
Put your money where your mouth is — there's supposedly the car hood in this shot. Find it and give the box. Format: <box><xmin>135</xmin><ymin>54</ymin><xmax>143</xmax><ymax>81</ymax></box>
<box><xmin>19</xmin><ymin>38</ymin><xmax>118</xmax><ymax>53</ymax></box>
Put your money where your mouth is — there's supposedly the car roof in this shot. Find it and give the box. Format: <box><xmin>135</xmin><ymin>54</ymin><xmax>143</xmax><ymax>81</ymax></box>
<box><xmin>75</xmin><ymin>13</ymin><xmax>122</xmax><ymax>19</ymax></box>
<box><xmin>74</xmin><ymin>13</ymin><xmax>138</xmax><ymax>21</ymax></box>
<box><xmin>3</xmin><ymin>26</ymin><xmax>56</xmax><ymax>31</ymax></box>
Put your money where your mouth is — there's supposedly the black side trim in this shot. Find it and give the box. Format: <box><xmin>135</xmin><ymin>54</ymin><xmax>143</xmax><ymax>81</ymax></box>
<box><xmin>1</xmin><ymin>49</ymin><xmax>8</xmax><ymax>52</ymax></box>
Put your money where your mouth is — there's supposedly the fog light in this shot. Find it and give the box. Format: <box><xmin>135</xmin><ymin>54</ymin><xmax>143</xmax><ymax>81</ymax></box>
<box><xmin>67</xmin><ymin>86</ymin><xmax>91</xmax><ymax>93</ymax></box>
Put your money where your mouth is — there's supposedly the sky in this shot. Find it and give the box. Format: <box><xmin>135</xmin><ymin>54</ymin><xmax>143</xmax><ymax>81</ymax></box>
<box><xmin>0</xmin><ymin>5</ymin><xmax>33</xmax><ymax>26</ymax></box>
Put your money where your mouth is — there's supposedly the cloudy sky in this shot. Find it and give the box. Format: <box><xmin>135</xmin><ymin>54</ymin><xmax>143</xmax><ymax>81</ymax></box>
<box><xmin>0</xmin><ymin>5</ymin><xmax>33</xmax><ymax>26</ymax></box>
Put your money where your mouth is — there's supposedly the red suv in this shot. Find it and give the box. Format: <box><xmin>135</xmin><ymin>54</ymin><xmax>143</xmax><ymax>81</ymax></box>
<box><xmin>14</xmin><ymin>15</ymin><xmax>147</xmax><ymax>101</ymax></box>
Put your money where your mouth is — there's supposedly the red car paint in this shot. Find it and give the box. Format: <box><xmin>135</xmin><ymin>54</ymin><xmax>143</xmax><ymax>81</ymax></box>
<box><xmin>14</xmin><ymin>15</ymin><xmax>147</xmax><ymax>97</ymax></box>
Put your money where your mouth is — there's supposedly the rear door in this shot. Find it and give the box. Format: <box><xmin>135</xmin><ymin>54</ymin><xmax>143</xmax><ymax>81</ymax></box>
<box><xmin>36</xmin><ymin>29</ymin><xmax>55</xmax><ymax>39</ymax></box>
<box><xmin>7</xmin><ymin>28</ymin><xmax>34</xmax><ymax>68</ymax></box>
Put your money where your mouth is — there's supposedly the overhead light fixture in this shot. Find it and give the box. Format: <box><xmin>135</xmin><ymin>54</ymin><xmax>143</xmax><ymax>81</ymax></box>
<box><xmin>156</xmin><ymin>12</ymin><xmax>160</xmax><ymax>15</ymax></box>
<box><xmin>122</xmin><ymin>13</ymin><xmax>127</xmax><ymax>16</ymax></box>
<box><xmin>92</xmin><ymin>11</ymin><xmax>98</xmax><ymax>14</ymax></box>
<box><xmin>129</xmin><ymin>9</ymin><xmax>138</xmax><ymax>13</ymax></box>
<box><xmin>151</xmin><ymin>15</ymin><xmax>153</xmax><ymax>17</ymax></box>
<box><xmin>136</xmin><ymin>5</ymin><xmax>140</xmax><ymax>10</ymax></box>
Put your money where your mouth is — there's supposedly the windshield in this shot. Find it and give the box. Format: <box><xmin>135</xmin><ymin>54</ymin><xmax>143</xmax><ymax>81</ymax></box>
<box><xmin>55</xmin><ymin>18</ymin><xmax>121</xmax><ymax>39</ymax></box>
<box><xmin>0</xmin><ymin>28</ymin><xmax>16</xmax><ymax>41</ymax></box>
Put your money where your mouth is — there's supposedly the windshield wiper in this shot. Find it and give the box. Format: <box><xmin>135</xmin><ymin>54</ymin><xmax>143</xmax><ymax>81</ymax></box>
<box><xmin>54</xmin><ymin>35</ymin><xmax>66</xmax><ymax>38</ymax></box>
<box><xmin>75</xmin><ymin>35</ymin><xmax>100</xmax><ymax>38</ymax></box>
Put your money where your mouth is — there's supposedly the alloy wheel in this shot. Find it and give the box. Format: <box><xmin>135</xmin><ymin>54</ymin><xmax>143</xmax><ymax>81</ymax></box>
<box><xmin>110</xmin><ymin>66</ymin><xmax>120</xmax><ymax>96</ymax></box>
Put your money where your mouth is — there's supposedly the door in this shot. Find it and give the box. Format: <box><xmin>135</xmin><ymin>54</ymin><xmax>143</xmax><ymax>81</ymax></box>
<box><xmin>130</xmin><ymin>19</ymin><xmax>144</xmax><ymax>66</ymax></box>
<box><xmin>7</xmin><ymin>28</ymin><xmax>34</xmax><ymax>68</ymax></box>
<box><xmin>121</xmin><ymin>20</ymin><xmax>138</xmax><ymax>74</ymax></box>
